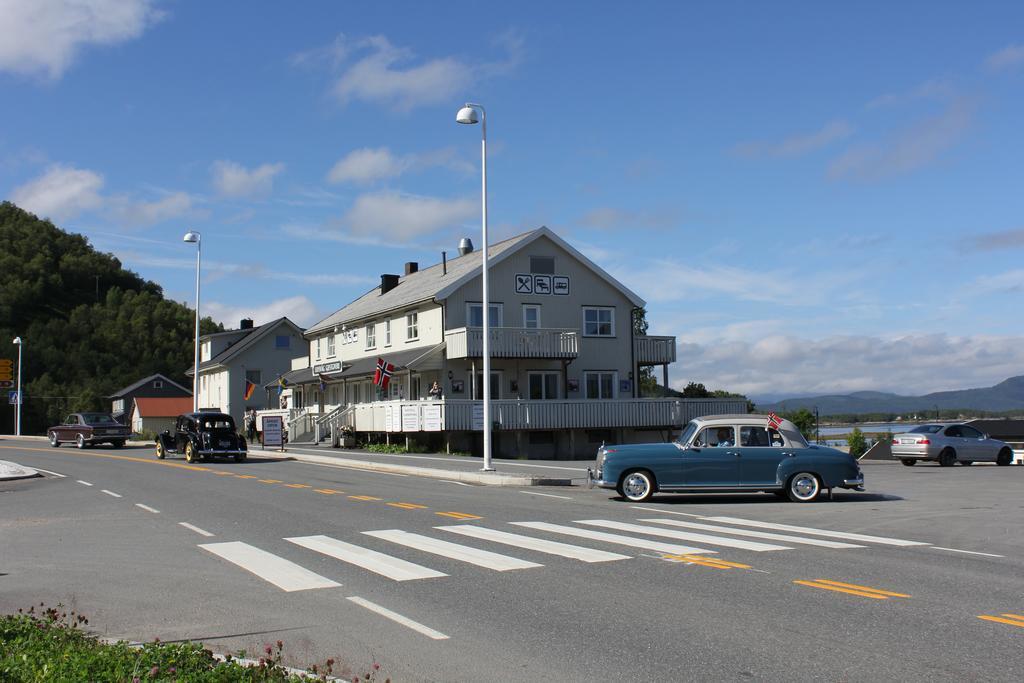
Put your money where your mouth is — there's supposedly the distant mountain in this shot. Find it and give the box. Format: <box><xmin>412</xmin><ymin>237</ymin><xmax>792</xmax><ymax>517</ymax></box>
<box><xmin>760</xmin><ymin>376</ymin><xmax>1024</xmax><ymax>416</ymax></box>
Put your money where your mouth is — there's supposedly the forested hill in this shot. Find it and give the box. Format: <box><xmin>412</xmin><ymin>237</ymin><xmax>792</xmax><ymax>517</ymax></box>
<box><xmin>0</xmin><ymin>202</ymin><xmax>222</xmax><ymax>434</ymax></box>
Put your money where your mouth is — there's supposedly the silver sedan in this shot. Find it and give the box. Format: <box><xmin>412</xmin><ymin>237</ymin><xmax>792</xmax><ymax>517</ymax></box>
<box><xmin>892</xmin><ymin>423</ymin><xmax>1014</xmax><ymax>467</ymax></box>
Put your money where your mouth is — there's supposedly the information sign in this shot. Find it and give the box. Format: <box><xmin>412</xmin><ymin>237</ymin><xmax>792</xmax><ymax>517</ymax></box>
<box><xmin>471</xmin><ymin>402</ymin><xmax>484</xmax><ymax>430</ymax></box>
<box><xmin>262</xmin><ymin>415</ymin><xmax>284</xmax><ymax>448</ymax></box>
<box><xmin>401</xmin><ymin>404</ymin><xmax>419</xmax><ymax>431</ymax></box>
<box><xmin>423</xmin><ymin>404</ymin><xmax>442</xmax><ymax>432</ymax></box>
<box><xmin>8</xmin><ymin>390</ymin><xmax>21</xmax><ymax>405</ymax></box>
<box><xmin>384</xmin><ymin>405</ymin><xmax>394</xmax><ymax>431</ymax></box>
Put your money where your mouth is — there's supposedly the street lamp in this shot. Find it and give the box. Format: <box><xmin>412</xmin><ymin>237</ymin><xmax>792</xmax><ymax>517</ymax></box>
<box><xmin>456</xmin><ymin>102</ymin><xmax>494</xmax><ymax>472</ymax></box>
<box><xmin>12</xmin><ymin>337</ymin><xmax>22</xmax><ymax>436</ymax></box>
<box><xmin>183</xmin><ymin>230</ymin><xmax>201</xmax><ymax>412</ymax></box>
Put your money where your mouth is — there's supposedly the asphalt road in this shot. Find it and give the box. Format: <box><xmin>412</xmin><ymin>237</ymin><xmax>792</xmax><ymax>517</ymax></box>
<box><xmin>2</xmin><ymin>437</ymin><xmax>1023</xmax><ymax>682</ymax></box>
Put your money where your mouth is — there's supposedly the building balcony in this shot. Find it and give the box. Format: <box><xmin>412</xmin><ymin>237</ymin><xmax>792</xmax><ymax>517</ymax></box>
<box><xmin>445</xmin><ymin>327</ymin><xmax>579</xmax><ymax>360</ymax></box>
<box><xmin>634</xmin><ymin>335</ymin><xmax>677</xmax><ymax>365</ymax></box>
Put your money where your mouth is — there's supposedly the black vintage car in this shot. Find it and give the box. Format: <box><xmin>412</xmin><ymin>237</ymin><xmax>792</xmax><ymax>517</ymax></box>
<box><xmin>156</xmin><ymin>412</ymin><xmax>247</xmax><ymax>463</ymax></box>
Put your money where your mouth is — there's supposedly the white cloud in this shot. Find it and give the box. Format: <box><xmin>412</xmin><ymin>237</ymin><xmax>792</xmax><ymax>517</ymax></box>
<box><xmin>828</xmin><ymin>98</ymin><xmax>973</xmax><ymax>181</ymax></box>
<box><xmin>327</xmin><ymin>147</ymin><xmax>411</xmax><ymax>184</ymax></box>
<box><xmin>578</xmin><ymin>206</ymin><xmax>678</xmax><ymax>230</ymax></box>
<box><xmin>211</xmin><ymin>160</ymin><xmax>285</xmax><ymax>198</ymax></box>
<box><xmin>986</xmin><ymin>44</ymin><xmax>1024</xmax><ymax>70</ymax></box>
<box><xmin>109</xmin><ymin>192</ymin><xmax>193</xmax><ymax>226</ymax></box>
<box><xmin>0</xmin><ymin>0</ymin><xmax>162</xmax><ymax>79</ymax></box>
<box><xmin>11</xmin><ymin>164</ymin><xmax>105</xmax><ymax>220</ymax></box>
<box><xmin>301</xmin><ymin>32</ymin><xmax>522</xmax><ymax>112</ymax></box>
<box><xmin>673</xmin><ymin>333</ymin><xmax>1024</xmax><ymax>396</ymax></box>
<box><xmin>731</xmin><ymin>120</ymin><xmax>853</xmax><ymax>158</ymax></box>
<box><xmin>117</xmin><ymin>250</ymin><xmax>375</xmax><ymax>287</ymax></box>
<box><xmin>963</xmin><ymin>227</ymin><xmax>1024</xmax><ymax>251</ymax></box>
<box><xmin>204</xmin><ymin>296</ymin><xmax>321</xmax><ymax>328</ymax></box>
<box><xmin>865</xmin><ymin>78</ymin><xmax>954</xmax><ymax>109</ymax></box>
<box><xmin>341</xmin><ymin>191</ymin><xmax>477</xmax><ymax>241</ymax></box>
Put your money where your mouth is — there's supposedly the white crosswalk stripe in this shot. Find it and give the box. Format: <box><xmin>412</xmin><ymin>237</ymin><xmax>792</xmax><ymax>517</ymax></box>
<box><xmin>638</xmin><ymin>518</ymin><xmax>866</xmax><ymax>549</ymax></box>
<box><xmin>199</xmin><ymin>541</ymin><xmax>341</xmax><ymax>592</ymax></box>
<box><xmin>576</xmin><ymin>520</ymin><xmax>791</xmax><ymax>552</ymax></box>
<box><xmin>286</xmin><ymin>535</ymin><xmax>447</xmax><ymax>581</ymax></box>
<box><xmin>363</xmin><ymin>530</ymin><xmax>543</xmax><ymax>571</ymax></box>
<box><xmin>702</xmin><ymin>516</ymin><xmax>930</xmax><ymax>547</ymax></box>
<box><xmin>511</xmin><ymin>521</ymin><xmax>716</xmax><ymax>555</ymax></box>
<box><xmin>437</xmin><ymin>525</ymin><xmax>631</xmax><ymax>563</ymax></box>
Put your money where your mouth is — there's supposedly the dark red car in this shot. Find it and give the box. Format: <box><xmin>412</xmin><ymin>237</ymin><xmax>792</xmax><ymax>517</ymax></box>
<box><xmin>48</xmin><ymin>412</ymin><xmax>131</xmax><ymax>449</ymax></box>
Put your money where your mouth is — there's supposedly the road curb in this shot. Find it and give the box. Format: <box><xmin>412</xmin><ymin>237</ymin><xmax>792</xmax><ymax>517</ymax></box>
<box><xmin>248</xmin><ymin>448</ymin><xmax>574</xmax><ymax>487</ymax></box>
<box><xmin>0</xmin><ymin>459</ymin><xmax>41</xmax><ymax>481</ymax></box>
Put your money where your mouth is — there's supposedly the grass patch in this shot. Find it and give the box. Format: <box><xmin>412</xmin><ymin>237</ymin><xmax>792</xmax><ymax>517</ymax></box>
<box><xmin>1</xmin><ymin>604</ymin><xmax>387</xmax><ymax>682</ymax></box>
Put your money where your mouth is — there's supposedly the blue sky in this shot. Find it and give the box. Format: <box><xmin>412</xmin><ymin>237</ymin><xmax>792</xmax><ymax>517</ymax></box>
<box><xmin>3</xmin><ymin>0</ymin><xmax>1024</xmax><ymax>398</ymax></box>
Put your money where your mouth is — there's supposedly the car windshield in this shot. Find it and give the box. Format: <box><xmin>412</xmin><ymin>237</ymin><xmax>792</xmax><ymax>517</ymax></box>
<box><xmin>201</xmin><ymin>417</ymin><xmax>235</xmax><ymax>430</ymax></box>
<box><xmin>82</xmin><ymin>414</ymin><xmax>115</xmax><ymax>425</ymax></box>
<box><xmin>909</xmin><ymin>425</ymin><xmax>943</xmax><ymax>434</ymax></box>
<box><xmin>677</xmin><ymin>421</ymin><xmax>699</xmax><ymax>445</ymax></box>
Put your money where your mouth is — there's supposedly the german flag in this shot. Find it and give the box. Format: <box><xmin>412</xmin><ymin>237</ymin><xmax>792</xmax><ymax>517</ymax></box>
<box><xmin>243</xmin><ymin>379</ymin><xmax>256</xmax><ymax>400</ymax></box>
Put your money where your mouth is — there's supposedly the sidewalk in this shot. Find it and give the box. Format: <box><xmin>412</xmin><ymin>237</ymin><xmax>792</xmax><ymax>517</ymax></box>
<box><xmin>249</xmin><ymin>441</ymin><xmax>590</xmax><ymax>487</ymax></box>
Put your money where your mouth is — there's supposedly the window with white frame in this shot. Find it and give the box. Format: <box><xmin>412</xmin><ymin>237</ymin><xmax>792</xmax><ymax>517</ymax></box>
<box><xmin>406</xmin><ymin>311</ymin><xmax>418</xmax><ymax>340</ymax></box>
<box><xmin>583</xmin><ymin>307</ymin><xmax>615</xmax><ymax>336</ymax></box>
<box><xmin>528</xmin><ymin>371</ymin><xmax>559</xmax><ymax>400</ymax></box>
<box><xmin>152</xmin><ymin>379</ymin><xmax>163</xmax><ymax>388</ymax></box>
<box><xmin>384</xmin><ymin>320</ymin><xmax>392</xmax><ymax>346</ymax></box>
<box><xmin>327</xmin><ymin>333</ymin><xmax>336</xmax><ymax>357</ymax></box>
<box><xmin>467</xmin><ymin>302</ymin><xmax>502</xmax><ymax>327</ymax></box>
<box><xmin>523</xmin><ymin>304</ymin><xmax>541</xmax><ymax>329</ymax></box>
<box><xmin>584</xmin><ymin>371</ymin><xmax>617</xmax><ymax>399</ymax></box>
<box><xmin>315</xmin><ymin>336</ymin><xmax>322</xmax><ymax>360</ymax></box>
<box><xmin>365</xmin><ymin>322</ymin><xmax>376</xmax><ymax>349</ymax></box>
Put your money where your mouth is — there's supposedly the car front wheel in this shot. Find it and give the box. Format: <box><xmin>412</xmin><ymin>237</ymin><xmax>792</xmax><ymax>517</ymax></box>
<box><xmin>184</xmin><ymin>442</ymin><xmax>198</xmax><ymax>463</ymax></box>
<box><xmin>787</xmin><ymin>472</ymin><xmax>821</xmax><ymax>502</ymax></box>
<box><xmin>155</xmin><ymin>441</ymin><xmax>166</xmax><ymax>459</ymax></box>
<box><xmin>938</xmin><ymin>448</ymin><xmax>956</xmax><ymax>467</ymax></box>
<box><xmin>49</xmin><ymin>432</ymin><xmax>60</xmax><ymax>447</ymax></box>
<box><xmin>76</xmin><ymin>434</ymin><xmax>86</xmax><ymax>449</ymax></box>
<box><xmin>900</xmin><ymin>458</ymin><xmax>916</xmax><ymax>466</ymax></box>
<box><xmin>997</xmin><ymin>448</ymin><xmax>1013</xmax><ymax>466</ymax></box>
<box><xmin>618</xmin><ymin>470</ymin><xmax>656</xmax><ymax>502</ymax></box>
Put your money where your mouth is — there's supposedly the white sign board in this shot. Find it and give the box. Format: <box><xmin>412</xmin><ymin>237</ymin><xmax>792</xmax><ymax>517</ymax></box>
<box><xmin>401</xmin><ymin>404</ymin><xmax>419</xmax><ymax>431</ymax></box>
<box><xmin>471</xmin><ymin>402</ymin><xmax>484</xmax><ymax>430</ymax></box>
<box><xmin>8</xmin><ymin>390</ymin><xmax>21</xmax><ymax>405</ymax></box>
<box><xmin>423</xmin><ymin>404</ymin><xmax>442</xmax><ymax>432</ymax></box>
<box><xmin>384</xmin><ymin>405</ymin><xmax>394</xmax><ymax>432</ymax></box>
<box><xmin>262</xmin><ymin>415</ymin><xmax>284</xmax><ymax>448</ymax></box>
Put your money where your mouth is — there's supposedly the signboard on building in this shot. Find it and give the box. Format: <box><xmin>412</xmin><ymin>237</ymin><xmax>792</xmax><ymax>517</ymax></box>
<box><xmin>262</xmin><ymin>415</ymin><xmax>284</xmax><ymax>449</ymax></box>
<box><xmin>313</xmin><ymin>361</ymin><xmax>343</xmax><ymax>374</ymax></box>
<box><xmin>423</xmin><ymin>404</ymin><xmax>442</xmax><ymax>431</ymax></box>
<box><xmin>471</xmin><ymin>402</ymin><xmax>484</xmax><ymax>430</ymax></box>
<box><xmin>384</xmin><ymin>405</ymin><xmax>394</xmax><ymax>431</ymax></box>
<box><xmin>514</xmin><ymin>274</ymin><xmax>568</xmax><ymax>296</ymax></box>
<box><xmin>401</xmin><ymin>404</ymin><xmax>419</xmax><ymax>431</ymax></box>
<box><xmin>552</xmin><ymin>276</ymin><xmax>569</xmax><ymax>295</ymax></box>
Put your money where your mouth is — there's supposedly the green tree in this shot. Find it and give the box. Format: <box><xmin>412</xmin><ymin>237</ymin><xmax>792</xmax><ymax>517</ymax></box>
<box><xmin>681</xmin><ymin>381</ymin><xmax>710</xmax><ymax>398</ymax></box>
<box><xmin>782</xmin><ymin>408</ymin><xmax>816</xmax><ymax>440</ymax></box>
<box><xmin>847</xmin><ymin>427</ymin><xmax>867</xmax><ymax>458</ymax></box>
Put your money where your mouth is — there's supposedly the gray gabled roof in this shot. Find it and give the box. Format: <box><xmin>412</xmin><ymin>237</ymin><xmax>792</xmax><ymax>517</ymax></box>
<box><xmin>305</xmin><ymin>226</ymin><xmax>644</xmax><ymax>335</ymax></box>
<box><xmin>107</xmin><ymin>373</ymin><xmax>191</xmax><ymax>398</ymax></box>
<box><xmin>186</xmin><ymin>317</ymin><xmax>305</xmax><ymax>376</ymax></box>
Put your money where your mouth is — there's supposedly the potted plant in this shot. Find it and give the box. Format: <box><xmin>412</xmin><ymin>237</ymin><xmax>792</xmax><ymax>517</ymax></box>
<box><xmin>338</xmin><ymin>424</ymin><xmax>356</xmax><ymax>448</ymax></box>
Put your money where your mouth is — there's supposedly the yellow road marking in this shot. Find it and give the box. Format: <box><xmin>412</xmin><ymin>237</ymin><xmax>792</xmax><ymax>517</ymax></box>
<box><xmin>213</xmin><ymin>471</ymin><xmax>234</xmax><ymax>476</ymax></box>
<box><xmin>662</xmin><ymin>553</ymin><xmax>751</xmax><ymax>569</ymax></box>
<box><xmin>314</xmin><ymin>488</ymin><xmax>342</xmax><ymax>495</ymax></box>
<box><xmin>258</xmin><ymin>479</ymin><xmax>282</xmax><ymax>484</ymax></box>
<box><xmin>810</xmin><ymin>579</ymin><xmax>910</xmax><ymax>598</ymax></box>
<box><xmin>978</xmin><ymin>615</ymin><xmax>1024</xmax><ymax>628</ymax></box>
<box><xmin>1002</xmin><ymin>613</ymin><xmax>1024</xmax><ymax>621</ymax></box>
<box><xmin>349</xmin><ymin>495</ymin><xmax>382</xmax><ymax>501</ymax></box>
<box><xmin>235</xmin><ymin>475</ymin><xmax>257</xmax><ymax>479</ymax></box>
<box><xmin>285</xmin><ymin>483</ymin><xmax>311</xmax><ymax>489</ymax></box>
<box><xmin>794</xmin><ymin>580</ymin><xmax>889</xmax><ymax>600</ymax></box>
<box><xmin>387</xmin><ymin>502</ymin><xmax>428</xmax><ymax>510</ymax></box>
<box><xmin>435</xmin><ymin>511</ymin><xmax>483</xmax><ymax>520</ymax></box>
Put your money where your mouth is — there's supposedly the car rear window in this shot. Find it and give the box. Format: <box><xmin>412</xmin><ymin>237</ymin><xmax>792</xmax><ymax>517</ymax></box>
<box><xmin>201</xmin><ymin>418</ymin><xmax>235</xmax><ymax>430</ymax></box>
<box><xmin>909</xmin><ymin>425</ymin><xmax>943</xmax><ymax>434</ymax></box>
<box><xmin>82</xmin><ymin>414</ymin><xmax>115</xmax><ymax>425</ymax></box>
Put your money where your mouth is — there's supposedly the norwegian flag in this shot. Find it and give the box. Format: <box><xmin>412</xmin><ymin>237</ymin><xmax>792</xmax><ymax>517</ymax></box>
<box><xmin>767</xmin><ymin>412</ymin><xmax>783</xmax><ymax>430</ymax></box>
<box><xmin>372</xmin><ymin>357</ymin><xmax>394</xmax><ymax>390</ymax></box>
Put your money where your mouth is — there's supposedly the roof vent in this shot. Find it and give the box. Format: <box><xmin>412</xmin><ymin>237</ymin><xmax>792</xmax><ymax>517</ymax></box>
<box><xmin>404</xmin><ymin>261</ymin><xmax>418</xmax><ymax>276</ymax></box>
<box><xmin>240</xmin><ymin>318</ymin><xmax>254</xmax><ymax>330</ymax></box>
<box><xmin>380</xmin><ymin>274</ymin><xmax>400</xmax><ymax>295</ymax></box>
<box><xmin>458</xmin><ymin>237</ymin><xmax>474</xmax><ymax>256</ymax></box>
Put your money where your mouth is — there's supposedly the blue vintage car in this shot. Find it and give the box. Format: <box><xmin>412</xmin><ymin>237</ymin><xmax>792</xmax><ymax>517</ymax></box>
<box><xmin>587</xmin><ymin>414</ymin><xmax>864</xmax><ymax>503</ymax></box>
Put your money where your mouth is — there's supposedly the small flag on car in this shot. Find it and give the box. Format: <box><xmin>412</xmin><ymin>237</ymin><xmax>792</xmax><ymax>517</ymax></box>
<box><xmin>243</xmin><ymin>379</ymin><xmax>256</xmax><ymax>400</ymax></box>
<box><xmin>372</xmin><ymin>357</ymin><xmax>394</xmax><ymax>390</ymax></box>
<box><xmin>767</xmin><ymin>412</ymin><xmax>783</xmax><ymax>430</ymax></box>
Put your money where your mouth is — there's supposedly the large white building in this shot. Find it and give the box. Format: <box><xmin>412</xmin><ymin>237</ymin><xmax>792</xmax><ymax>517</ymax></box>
<box><xmin>276</xmin><ymin>227</ymin><xmax>743</xmax><ymax>458</ymax></box>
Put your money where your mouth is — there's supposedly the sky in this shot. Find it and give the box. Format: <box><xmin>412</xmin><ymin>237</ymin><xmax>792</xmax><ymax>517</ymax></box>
<box><xmin>2</xmin><ymin>0</ymin><xmax>1024</xmax><ymax>400</ymax></box>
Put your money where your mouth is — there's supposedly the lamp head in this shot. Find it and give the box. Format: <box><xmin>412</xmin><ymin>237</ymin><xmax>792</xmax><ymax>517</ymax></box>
<box><xmin>12</xmin><ymin>337</ymin><xmax>22</xmax><ymax>345</ymax></box>
<box><xmin>456</xmin><ymin>105</ymin><xmax>479</xmax><ymax>125</ymax></box>
<box><xmin>183</xmin><ymin>230</ymin><xmax>201</xmax><ymax>243</ymax></box>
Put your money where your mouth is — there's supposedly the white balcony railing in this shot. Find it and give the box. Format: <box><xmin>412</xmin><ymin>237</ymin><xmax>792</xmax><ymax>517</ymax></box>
<box><xmin>348</xmin><ymin>397</ymin><xmax>747</xmax><ymax>433</ymax></box>
<box><xmin>445</xmin><ymin>327</ymin><xmax>578</xmax><ymax>359</ymax></box>
<box><xmin>634</xmin><ymin>335</ymin><xmax>677</xmax><ymax>364</ymax></box>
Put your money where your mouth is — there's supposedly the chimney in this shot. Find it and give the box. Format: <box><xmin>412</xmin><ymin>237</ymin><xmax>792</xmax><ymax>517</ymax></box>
<box><xmin>240</xmin><ymin>318</ymin><xmax>254</xmax><ymax>330</ymax></box>
<box><xmin>458</xmin><ymin>237</ymin><xmax>474</xmax><ymax>256</ymax></box>
<box><xmin>404</xmin><ymin>261</ymin><xmax>418</xmax><ymax>276</ymax></box>
<box><xmin>442</xmin><ymin>251</ymin><xmax>447</xmax><ymax>275</ymax></box>
<box><xmin>380</xmin><ymin>274</ymin><xmax>400</xmax><ymax>295</ymax></box>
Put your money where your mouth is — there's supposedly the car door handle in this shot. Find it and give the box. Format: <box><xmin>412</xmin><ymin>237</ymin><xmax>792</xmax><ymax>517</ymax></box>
<box><xmin>727</xmin><ymin>451</ymin><xmax>741</xmax><ymax>457</ymax></box>
<box><xmin>781</xmin><ymin>452</ymin><xmax>794</xmax><ymax>457</ymax></box>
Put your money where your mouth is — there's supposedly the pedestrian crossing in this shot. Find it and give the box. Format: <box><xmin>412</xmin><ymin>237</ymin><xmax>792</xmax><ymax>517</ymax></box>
<box><xmin>198</xmin><ymin>514</ymin><xmax>931</xmax><ymax>593</ymax></box>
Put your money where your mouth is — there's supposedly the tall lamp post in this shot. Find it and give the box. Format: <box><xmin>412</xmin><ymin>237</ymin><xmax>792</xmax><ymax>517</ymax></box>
<box><xmin>183</xmin><ymin>231</ymin><xmax>201</xmax><ymax>412</ymax></box>
<box><xmin>12</xmin><ymin>337</ymin><xmax>22</xmax><ymax>436</ymax></box>
<box><xmin>456</xmin><ymin>102</ymin><xmax>494</xmax><ymax>472</ymax></box>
